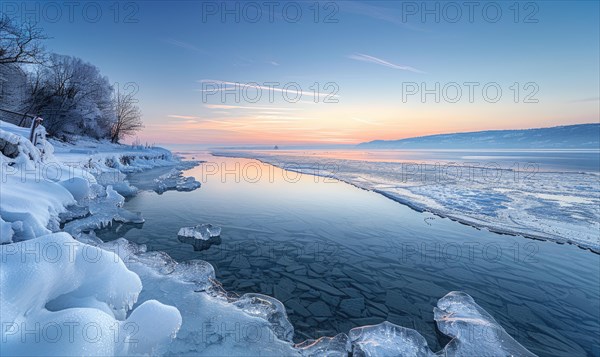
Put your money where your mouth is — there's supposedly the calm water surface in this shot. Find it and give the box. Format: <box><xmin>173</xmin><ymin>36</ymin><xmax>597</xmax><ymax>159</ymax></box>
<box><xmin>98</xmin><ymin>151</ymin><xmax>599</xmax><ymax>357</ymax></box>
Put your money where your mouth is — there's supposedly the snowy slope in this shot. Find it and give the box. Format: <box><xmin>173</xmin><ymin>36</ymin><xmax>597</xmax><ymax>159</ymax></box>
<box><xmin>358</xmin><ymin>123</ymin><xmax>600</xmax><ymax>149</ymax></box>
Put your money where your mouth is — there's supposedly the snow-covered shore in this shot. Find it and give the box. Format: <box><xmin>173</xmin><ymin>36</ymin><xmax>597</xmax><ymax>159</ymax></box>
<box><xmin>212</xmin><ymin>150</ymin><xmax>600</xmax><ymax>253</ymax></box>
<box><xmin>1</xmin><ymin>120</ymin><xmax>538</xmax><ymax>356</ymax></box>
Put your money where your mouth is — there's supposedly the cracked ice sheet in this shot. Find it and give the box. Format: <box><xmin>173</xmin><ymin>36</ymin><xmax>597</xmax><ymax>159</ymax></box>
<box><xmin>101</xmin><ymin>238</ymin><xmax>300</xmax><ymax>356</ymax></box>
<box><xmin>212</xmin><ymin>151</ymin><xmax>600</xmax><ymax>251</ymax></box>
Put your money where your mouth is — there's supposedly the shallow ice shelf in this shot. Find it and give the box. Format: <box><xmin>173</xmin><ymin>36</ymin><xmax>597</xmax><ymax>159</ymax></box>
<box><xmin>178</xmin><ymin>224</ymin><xmax>221</xmax><ymax>240</ymax></box>
<box><xmin>154</xmin><ymin>168</ymin><xmax>201</xmax><ymax>193</ymax></box>
<box><xmin>349</xmin><ymin>321</ymin><xmax>436</xmax><ymax>357</ymax></box>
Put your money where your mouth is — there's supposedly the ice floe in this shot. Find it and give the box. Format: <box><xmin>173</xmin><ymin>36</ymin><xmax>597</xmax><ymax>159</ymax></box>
<box><xmin>178</xmin><ymin>224</ymin><xmax>222</xmax><ymax>240</ymax></box>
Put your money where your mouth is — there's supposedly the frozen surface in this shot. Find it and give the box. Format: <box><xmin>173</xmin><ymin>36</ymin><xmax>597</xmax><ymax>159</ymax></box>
<box><xmin>155</xmin><ymin>167</ymin><xmax>201</xmax><ymax>193</ymax></box>
<box><xmin>0</xmin><ymin>216</ymin><xmax>15</xmax><ymax>243</ymax></box>
<box><xmin>434</xmin><ymin>291</ymin><xmax>537</xmax><ymax>357</ymax></box>
<box><xmin>0</xmin><ymin>119</ymin><xmax>198</xmax><ymax>242</ymax></box>
<box><xmin>100</xmin><ymin>238</ymin><xmax>300</xmax><ymax>356</ymax></box>
<box><xmin>295</xmin><ymin>333</ymin><xmax>351</xmax><ymax>357</ymax></box>
<box><xmin>0</xmin><ymin>233</ymin><xmax>182</xmax><ymax>356</ymax></box>
<box><xmin>63</xmin><ymin>185</ymin><xmax>145</xmax><ymax>236</ymax></box>
<box><xmin>232</xmin><ymin>293</ymin><xmax>295</xmax><ymax>342</ymax></box>
<box><xmin>214</xmin><ymin>150</ymin><xmax>600</xmax><ymax>251</ymax></box>
<box><xmin>349</xmin><ymin>321</ymin><xmax>436</xmax><ymax>357</ymax></box>
<box><xmin>178</xmin><ymin>224</ymin><xmax>222</xmax><ymax>240</ymax></box>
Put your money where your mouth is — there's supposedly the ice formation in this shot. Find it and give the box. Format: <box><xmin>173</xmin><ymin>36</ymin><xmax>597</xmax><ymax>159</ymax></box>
<box><xmin>178</xmin><ymin>224</ymin><xmax>222</xmax><ymax>240</ymax></box>
<box><xmin>63</xmin><ymin>185</ymin><xmax>145</xmax><ymax>236</ymax></box>
<box><xmin>232</xmin><ymin>293</ymin><xmax>295</xmax><ymax>342</ymax></box>
<box><xmin>100</xmin><ymin>238</ymin><xmax>300</xmax><ymax>356</ymax></box>
<box><xmin>0</xmin><ymin>120</ymin><xmax>198</xmax><ymax>243</ymax></box>
<box><xmin>295</xmin><ymin>333</ymin><xmax>351</xmax><ymax>356</ymax></box>
<box><xmin>155</xmin><ymin>168</ymin><xmax>201</xmax><ymax>193</ymax></box>
<box><xmin>0</xmin><ymin>233</ymin><xmax>182</xmax><ymax>356</ymax></box>
<box><xmin>349</xmin><ymin>321</ymin><xmax>436</xmax><ymax>357</ymax></box>
<box><xmin>434</xmin><ymin>291</ymin><xmax>537</xmax><ymax>357</ymax></box>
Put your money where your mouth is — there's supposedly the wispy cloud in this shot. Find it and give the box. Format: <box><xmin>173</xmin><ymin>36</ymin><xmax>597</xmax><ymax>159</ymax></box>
<box><xmin>198</xmin><ymin>80</ymin><xmax>340</xmax><ymax>99</ymax></box>
<box><xmin>167</xmin><ymin>115</ymin><xmax>201</xmax><ymax>120</ymax></box>
<box><xmin>570</xmin><ymin>96</ymin><xmax>600</xmax><ymax>103</ymax></box>
<box><xmin>348</xmin><ymin>53</ymin><xmax>425</xmax><ymax>74</ymax></box>
<box><xmin>161</xmin><ymin>38</ymin><xmax>204</xmax><ymax>53</ymax></box>
<box><xmin>269</xmin><ymin>61</ymin><xmax>280</xmax><ymax>66</ymax></box>
<box><xmin>204</xmin><ymin>104</ymin><xmax>299</xmax><ymax>111</ymax></box>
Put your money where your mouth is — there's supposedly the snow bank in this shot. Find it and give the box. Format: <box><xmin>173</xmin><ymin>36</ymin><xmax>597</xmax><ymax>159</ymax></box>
<box><xmin>0</xmin><ymin>119</ymin><xmax>198</xmax><ymax>243</ymax></box>
<box><xmin>0</xmin><ymin>233</ymin><xmax>181</xmax><ymax>356</ymax></box>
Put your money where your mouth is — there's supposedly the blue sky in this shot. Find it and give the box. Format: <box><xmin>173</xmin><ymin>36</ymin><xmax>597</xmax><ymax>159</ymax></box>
<box><xmin>3</xmin><ymin>1</ymin><xmax>599</xmax><ymax>145</ymax></box>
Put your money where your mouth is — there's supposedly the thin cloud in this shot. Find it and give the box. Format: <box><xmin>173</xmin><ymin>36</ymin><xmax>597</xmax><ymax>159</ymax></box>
<box><xmin>198</xmin><ymin>80</ymin><xmax>340</xmax><ymax>99</ymax></box>
<box><xmin>168</xmin><ymin>115</ymin><xmax>201</xmax><ymax>120</ymax></box>
<box><xmin>348</xmin><ymin>53</ymin><xmax>425</xmax><ymax>74</ymax></box>
<box><xmin>162</xmin><ymin>38</ymin><xmax>204</xmax><ymax>53</ymax></box>
<box><xmin>570</xmin><ymin>96</ymin><xmax>600</xmax><ymax>103</ymax></box>
<box><xmin>204</xmin><ymin>104</ymin><xmax>299</xmax><ymax>111</ymax></box>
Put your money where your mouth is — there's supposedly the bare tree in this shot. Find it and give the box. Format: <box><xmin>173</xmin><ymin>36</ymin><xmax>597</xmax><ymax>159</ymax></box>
<box><xmin>0</xmin><ymin>16</ymin><xmax>47</xmax><ymax>65</ymax></box>
<box><xmin>26</xmin><ymin>54</ymin><xmax>115</xmax><ymax>139</ymax></box>
<box><xmin>111</xmin><ymin>89</ymin><xmax>143</xmax><ymax>143</ymax></box>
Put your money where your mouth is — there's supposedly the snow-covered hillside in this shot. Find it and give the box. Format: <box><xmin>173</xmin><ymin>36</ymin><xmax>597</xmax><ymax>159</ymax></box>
<box><xmin>358</xmin><ymin>123</ymin><xmax>600</xmax><ymax>149</ymax></box>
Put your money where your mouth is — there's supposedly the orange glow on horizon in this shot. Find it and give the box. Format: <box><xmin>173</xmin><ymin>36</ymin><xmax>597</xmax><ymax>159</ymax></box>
<box><xmin>131</xmin><ymin>100</ymin><xmax>599</xmax><ymax>146</ymax></box>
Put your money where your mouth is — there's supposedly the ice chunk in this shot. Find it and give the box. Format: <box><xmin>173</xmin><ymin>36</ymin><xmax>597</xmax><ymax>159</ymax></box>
<box><xmin>296</xmin><ymin>333</ymin><xmax>351</xmax><ymax>357</ymax></box>
<box><xmin>122</xmin><ymin>300</ymin><xmax>182</xmax><ymax>355</ymax></box>
<box><xmin>178</xmin><ymin>234</ymin><xmax>222</xmax><ymax>251</ymax></box>
<box><xmin>349</xmin><ymin>321</ymin><xmax>436</xmax><ymax>357</ymax></box>
<box><xmin>58</xmin><ymin>177</ymin><xmax>90</xmax><ymax>202</ymax></box>
<box><xmin>63</xmin><ymin>186</ymin><xmax>144</xmax><ymax>236</ymax></box>
<box><xmin>171</xmin><ymin>259</ymin><xmax>216</xmax><ymax>291</ymax></box>
<box><xmin>178</xmin><ymin>224</ymin><xmax>221</xmax><ymax>240</ymax></box>
<box><xmin>434</xmin><ymin>291</ymin><xmax>537</xmax><ymax>357</ymax></box>
<box><xmin>154</xmin><ymin>168</ymin><xmax>201</xmax><ymax>193</ymax></box>
<box><xmin>107</xmin><ymin>240</ymin><xmax>299</xmax><ymax>356</ymax></box>
<box><xmin>0</xmin><ymin>216</ymin><xmax>14</xmax><ymax>243</ymax></box>
<box><xmin>0</xmin><ymin>233</ymin><xmax>181</xmax><ymax>356</ymax></box>
<box><xmin>233</xmin><ymin>293</ymin><xmax>295</xmax><ymax>342</ymax></box>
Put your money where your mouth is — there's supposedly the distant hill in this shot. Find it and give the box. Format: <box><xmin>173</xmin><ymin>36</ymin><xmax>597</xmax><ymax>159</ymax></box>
<box><xmin>357</xmin><ymin>124</ymin><xmax>600</xmax><ymax>149</ymax></box>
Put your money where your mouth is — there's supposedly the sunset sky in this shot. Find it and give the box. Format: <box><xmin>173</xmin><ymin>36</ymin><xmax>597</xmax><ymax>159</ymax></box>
<box><xmin>10</xmin><ymin>1</ymin><xmax>599</xmax><ymax>146</ymax></box>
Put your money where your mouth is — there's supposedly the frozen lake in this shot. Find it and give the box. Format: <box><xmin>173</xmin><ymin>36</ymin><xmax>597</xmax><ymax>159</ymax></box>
<box><xmin>98</xmin><ymin>151</ymin><xmax>599</xmax><ymax>356</ymax></box>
